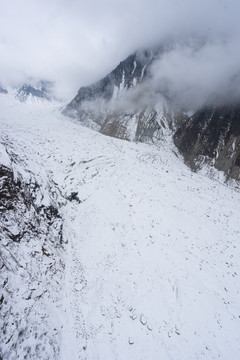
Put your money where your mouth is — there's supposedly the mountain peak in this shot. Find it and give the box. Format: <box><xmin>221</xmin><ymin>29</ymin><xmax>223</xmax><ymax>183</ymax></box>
<box><xmin>15</xmin><ymin>81</ymin><xmax>57</xmax><ymax>103</ymax></box>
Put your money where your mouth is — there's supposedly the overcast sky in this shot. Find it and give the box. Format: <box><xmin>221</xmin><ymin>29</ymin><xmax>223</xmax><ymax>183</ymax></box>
<box><xmin>0</xmin><ymin>0</ymin><xmax>240</xmax><ymax>100</ymax></box>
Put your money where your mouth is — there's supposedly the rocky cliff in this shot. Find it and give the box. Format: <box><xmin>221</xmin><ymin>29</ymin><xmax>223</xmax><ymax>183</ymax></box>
<box><xmin>174</xmin><ymin>106</ymin><xmax>240</xmax><ymax>180</ymax></box>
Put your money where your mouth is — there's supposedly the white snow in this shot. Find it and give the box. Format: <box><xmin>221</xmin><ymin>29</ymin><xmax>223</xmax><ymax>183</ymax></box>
<box><xmin>111</xmin><ymin>71</ymin><xmax>127</xmax><ymax>102</ymax></box>
<box><xmin>0</xmin><ymin>143</ymin><xmax>11</xmax><ymax>168</ymax></box>
<box><xmin>140</xmin><ymin>65</ymin><xmax>146</xmax><ymax>81</ymax></box>
<box><xmin>131</xmin><ymin>61</ymin><xmax>137</xmax><ymax>75</ymax></box>
<box><xmin>1</xmin><ymin>94</ymin><xmax>240</xmax><ymax>360</ymax></box>
<box><xmin>119</xmin><ymin>70</ymin><xmax>126</xmax><ymax>91</ymax></box>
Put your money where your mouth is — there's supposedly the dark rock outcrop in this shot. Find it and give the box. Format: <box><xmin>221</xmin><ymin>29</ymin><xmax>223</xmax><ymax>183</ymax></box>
<box><xmin>174</xmin><ymin>106</ymin><xmax>240</xmax><ymax>180</ymax></box>
<box><xmin>0</xmin><ymin>147</ymin><xmax>64</xmax><ymax>359</ymax></box>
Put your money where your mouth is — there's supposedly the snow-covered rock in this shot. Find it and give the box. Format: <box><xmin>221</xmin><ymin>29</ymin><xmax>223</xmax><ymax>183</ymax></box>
<box><xmin>0</xmin><ymin>133</ymin><xmax>65</xmax><ymax>359</ymax></box>
<box><xmin>15</xmin><ymin>81</ymin><xmax>57</xmax><ymax>104</ymax></box>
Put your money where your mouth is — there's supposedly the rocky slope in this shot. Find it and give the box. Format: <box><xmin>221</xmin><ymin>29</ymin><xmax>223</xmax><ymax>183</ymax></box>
<box><xmin>63</xmin><ymin>49</ymin><xmax>154</xmax><ymax>120</ymax></box>
<box><xmin>63</xmin><ymin>48</ymin><xmax>240</xmax><ymax>181</ymax></box>
<box><xmin>174</xmin><ymin>106</ymin><xmax>240</xmax><ymax>181</ymax></box>
<box><xmin>63</xmin><ymin>48</ymin><xmax>188</xmax><ymax>142</ymax></box>
<box><xmin>0</xmin><ymin>141</ymin><xmax>64</xmax><ymax>360</ymax></box>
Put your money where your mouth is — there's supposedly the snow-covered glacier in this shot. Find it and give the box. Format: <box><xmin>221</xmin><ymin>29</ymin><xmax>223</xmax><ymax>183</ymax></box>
<box><xmin>1</xmin><ymin>94</ymin><xmax>240</xmax><ymax>360</ymax></box>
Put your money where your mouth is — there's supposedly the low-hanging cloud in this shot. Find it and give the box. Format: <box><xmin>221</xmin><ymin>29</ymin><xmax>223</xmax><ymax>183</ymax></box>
<box><xmin>0</xmin><ymin>0</ymin><xmax>240</xmax><ymax>102</ymax></box>
<box><xmin>150</xmin><ymin>37</ymin><xmax>240</xmax><ymax>109</ymax></box>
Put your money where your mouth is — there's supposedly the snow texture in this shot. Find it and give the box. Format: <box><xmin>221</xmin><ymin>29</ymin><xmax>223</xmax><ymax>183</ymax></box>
<box><xmin>1</xmin><ymin>94</ymin><xmax>240</xmax><ymax>359</ymax></box>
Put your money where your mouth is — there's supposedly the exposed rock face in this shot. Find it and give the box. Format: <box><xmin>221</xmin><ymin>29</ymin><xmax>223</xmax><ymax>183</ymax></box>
<box><xmin>174</xmin><ymin>106</ymin><xmax>240</xmax><ymax>181</ymax></box>
<box><xmin>0</xmin><ymin>144</ymin><xmax>64</xmax><ymax>360</ymax></box>
<box><xmin>63</xmin><ymin>49</ymin><xmax>154</xmax><ymax>120</ymax></box>
<box><xmin>99</xmin><ymin>104</ymin><xmax>187</xmax><ymax>142</ymax></box>
<box><xmin>63</xmin><ymin>48</ymin><xmax>184</xmax><ymax>142</ymax></box>
<box><xmin>100</xmin><ymin>108</ymin><xmax>161</xmax><ymax>142</ymax></box>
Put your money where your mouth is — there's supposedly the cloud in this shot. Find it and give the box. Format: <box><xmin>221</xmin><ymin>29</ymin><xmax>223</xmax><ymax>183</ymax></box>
<box><xmin>0</xmin><ymin>0</ymin><xmax>240</xmax><ymax>101</ymax></box>
<box><xmin>150</xmin><ymin>37</ymin><xmax>240</xmax><ymax>109</ymax></box>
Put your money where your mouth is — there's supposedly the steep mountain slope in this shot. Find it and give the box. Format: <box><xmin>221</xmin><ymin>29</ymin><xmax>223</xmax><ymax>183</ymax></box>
<box><xmin>174</xmin><ymin>106</ymin><xmax>240</xmax><ymax>181</ymax></box>
<box><xmin>63</xmin><ymin>50</ymin><xmax>154</xmax><ymax>120</ymax></box>
<box><xmin>63</xmin><ymin>48</ymin><xmax>240</xmax><ymax>181</ymax></box>
<box><xmin>1</xmin><ymin>95</ymin><xmax>240</xmax><ymax>359</ymax></box>
<box><xmin>62</xmin><ymin>49</ymin><xmax>179</xmax><ymax>141</ymax></box>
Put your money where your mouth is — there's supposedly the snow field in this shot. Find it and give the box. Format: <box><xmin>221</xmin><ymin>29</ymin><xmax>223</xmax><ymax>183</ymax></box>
<box><xmin>1</xmin><ymin>95</ymin><xmax>240</xmax><ymax>359</ymax></box>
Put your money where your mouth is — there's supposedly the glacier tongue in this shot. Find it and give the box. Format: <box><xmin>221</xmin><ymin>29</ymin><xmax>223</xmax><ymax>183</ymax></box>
<box><xmin>1</xmin><ymin>95</ymin><xmax>240</xmax><ymax>360</ymax></box>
